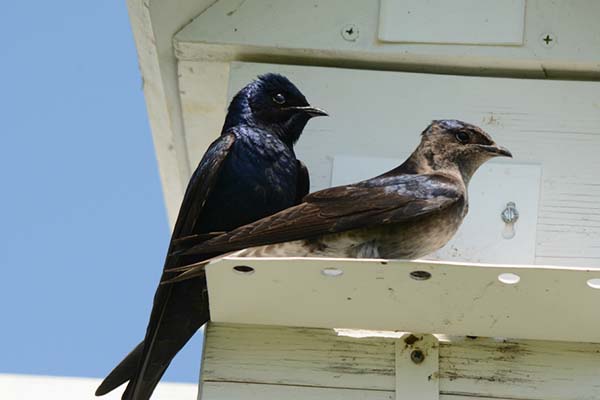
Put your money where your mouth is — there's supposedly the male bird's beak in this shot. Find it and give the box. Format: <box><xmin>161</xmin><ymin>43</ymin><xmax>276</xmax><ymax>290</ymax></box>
<box><xmin>479</xmin><ymin>144</ymin><xmax>513</xmax><ymax>158</ymax></box>
<box><xmin>285</xmin><ymin>105</ymin><xmax>329</xmax><ymax>117</ymax></box>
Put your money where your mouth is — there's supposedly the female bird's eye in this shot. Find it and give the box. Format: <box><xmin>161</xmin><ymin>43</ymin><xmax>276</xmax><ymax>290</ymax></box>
<box><xmin>455</xmin><ymin>131</ymin><xmax>470</xmax><ymax>144</ymax></box>
<box><xmin>272</xmin><ymin>93</ymin><xmax>286</xmax><ymax>104</ymax></box>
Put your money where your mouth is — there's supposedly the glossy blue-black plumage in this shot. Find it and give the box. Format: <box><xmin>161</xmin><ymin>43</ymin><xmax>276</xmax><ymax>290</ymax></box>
<box><xmin>198</xmin><ymin>127</ymin><xmax>299</xmax><ymax>232</ymax></box>
<box><xmin>97</xmin><ymin>73</ymin><xmax>324</xmax><ymax>400</ymax></box>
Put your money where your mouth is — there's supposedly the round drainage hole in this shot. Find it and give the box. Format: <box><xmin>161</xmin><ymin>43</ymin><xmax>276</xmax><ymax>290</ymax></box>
<box><xmin>409</xmin><ymin>270</ymin><xmax>431</xmax><ymax>281</ymax></box>
<box><xmin>233</xmin><ymin>265</ymin><xmax>255</xmax><ymax>275</ymax></box>
<box><xmin>321</xmin><ymin>268</ymin><xmax>343</xmax><ymax>277</ymax></box>
<box><xmin>498</xmin><ymin>273</ymin><xmax>520</xmax><ymax>285</ymax></box>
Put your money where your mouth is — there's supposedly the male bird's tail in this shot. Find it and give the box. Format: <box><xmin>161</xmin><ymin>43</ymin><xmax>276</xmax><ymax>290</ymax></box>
<box><xmin>96</xmin><ymin>273</ymin><xmax>210</xmax><ymax>399</ymax></box>
<box><xmin>123</xmin><ymin>275</ymin><xmax>210</xmax><ymax>400</ymax></box>
<box><xmin>95</xmin><ymin>342</ymin><xmax>144</xmax><ymax>396</ymax></box>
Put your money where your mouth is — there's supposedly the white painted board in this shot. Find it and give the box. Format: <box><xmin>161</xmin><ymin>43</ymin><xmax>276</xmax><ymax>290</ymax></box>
<box><xmin>206</xmin><ymin>257</ymin><xmax>600</xmax><ymax>343</ymax></box>
<box><xmin>332</xmin><ymin>156</ymin><xmax>542</xmax><ymax>265</ymax></box>
<box><xmin>378</xmin><ymin>0</ymin><xmax>526</xmax><ymax>45</ymax></box>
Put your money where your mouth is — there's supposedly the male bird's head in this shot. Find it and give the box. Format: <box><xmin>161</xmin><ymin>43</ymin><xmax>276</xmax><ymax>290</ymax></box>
<box><xmin>413</xmin><ymin>119</ymin><xmax>512</xmax><ymax>182</ymax></box>
<box><xmin>222</xmin><ymin>73</ymin><xmax>327</xmax><ymax>146</ymax></box>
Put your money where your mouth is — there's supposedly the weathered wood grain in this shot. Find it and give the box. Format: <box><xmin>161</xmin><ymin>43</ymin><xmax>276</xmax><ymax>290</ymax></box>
<box><xmin>202</xmin><ymin>382</ymin><xmax>521</xmax><ymax>400</ymax></box>
<box><xmin>202</xmin><ymin>324</ymin><xmax>396</xmax><ymax>391</ymax></box>
<box><xmin>202</xmin><ymin>382</ymin><xmax>394</xmax><ymax>400</ymax></box>
<box><xmin>440</xmin><ymin>336</ymin><xmax>600</xmax><ymax>400</ymax></box>
<box><xmin>201</xmin><ymin>323</ymin><xmax>600</xmax><ymax>400</ymax></box>
<box><xmin>202</xmin><ymin>382</ymin><xmax>517</xmax><ymax>400</ymax></box>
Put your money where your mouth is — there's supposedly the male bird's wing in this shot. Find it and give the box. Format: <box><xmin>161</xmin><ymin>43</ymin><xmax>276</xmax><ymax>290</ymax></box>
<box><xmin>96</xmin><ymin>133</ymin><xmax>236</xmax><ymax>399</ymax></box>
<box><xmin>295</xmin><ymin>159</ymin><xmax>310</xmax><ymax>204</ymax></box>
<box><xmin>166</xmin><ymin>159</ymin><xmax>310</xmax><ymax>258</ymax></box>
<box><xmin>173</xmin><ymin>173</ymin><xmax>462</xmax><ymax>279</ymax></box>
<box><xmin>170</xmin><ymin>132</ymin><xmax>237</xmax><ymax>238</ymax></box>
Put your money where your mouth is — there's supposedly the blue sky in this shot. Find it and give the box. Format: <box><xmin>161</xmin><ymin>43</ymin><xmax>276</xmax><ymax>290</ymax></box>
<box><xmin>0</xmin><ymin>2</ymin><xmax>201</xmax><ymax>382</ymax></box>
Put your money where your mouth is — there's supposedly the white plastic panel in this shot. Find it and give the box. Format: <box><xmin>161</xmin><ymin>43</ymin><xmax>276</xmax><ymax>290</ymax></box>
<box><xmin>207</xmin><ymin>257</ymin><xmax>600</xmax><ymax>343</ymax></box>
<box><xmin>332</xmin><ymin>156</ymin><xmax>541</xmax><ymax>265</ymax></box>
<box><xmin>378</xmin><ymin>0</ymin><xmax>526</xmax><ymax>45</ymax></box>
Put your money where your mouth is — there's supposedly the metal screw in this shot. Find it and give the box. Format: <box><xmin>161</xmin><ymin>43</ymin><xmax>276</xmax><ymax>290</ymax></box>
<box><xmin>411</xmin><ymin>349</ymin><xmax>425</xmax><ymax>364</ymax></box>
<box><xmin>341</xmin><ymin>24</ymin><xmax>359</xmax><ymax>41</ymax></box>
<box><xmin>540</xmin><ymin>33</ymin><xmax>556</xmax><ymax>48</ymax></box>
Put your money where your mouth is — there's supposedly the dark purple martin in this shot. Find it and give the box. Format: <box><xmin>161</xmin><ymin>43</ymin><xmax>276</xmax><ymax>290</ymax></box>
<box><xmin>168</xmin><ymin>120</ymin><xmax>512</xmax><ymax>278</ymax></box>
<box><xmin>96</xmin><ymin>73</ymin><xmax>326</xmax><ymax>399</ymax></box>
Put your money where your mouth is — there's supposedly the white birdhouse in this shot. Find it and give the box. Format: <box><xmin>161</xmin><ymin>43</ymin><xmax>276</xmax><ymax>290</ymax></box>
<box><xmin>126</xmin><ymin>0</ymin><xmax>600</xmax><ymax>398</ymax></box>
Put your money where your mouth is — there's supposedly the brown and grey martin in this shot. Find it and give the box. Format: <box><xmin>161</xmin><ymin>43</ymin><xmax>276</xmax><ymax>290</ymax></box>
<box><xmin>170</xmin><ymin>119</ymin><xmax>512</xmax><ymax>282</ymax></box>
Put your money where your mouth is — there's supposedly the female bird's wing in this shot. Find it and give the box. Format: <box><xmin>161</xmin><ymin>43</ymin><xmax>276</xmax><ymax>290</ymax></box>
<box><xmin>173</xmin><ymin>173</ymin><xmax>463</xmax><ymax>281</ymax></box>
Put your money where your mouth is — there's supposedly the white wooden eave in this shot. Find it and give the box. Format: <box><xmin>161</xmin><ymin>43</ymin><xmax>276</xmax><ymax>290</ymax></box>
<box><xmin>126</xmin><ymin>0</ymin><xmax>600</xmax><ymax>226</ymax></box>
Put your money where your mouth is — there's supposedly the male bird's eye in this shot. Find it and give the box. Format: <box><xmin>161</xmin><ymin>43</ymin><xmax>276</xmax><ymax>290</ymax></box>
<box><xmin>272</xmin><ymin>93</ymin><xmax>286</xmax><ymax>104</ymax></box>
<box><xmin>455</xmin><ymin>131</ymin><xmax>470</xmax><ymax>144</ymax></box>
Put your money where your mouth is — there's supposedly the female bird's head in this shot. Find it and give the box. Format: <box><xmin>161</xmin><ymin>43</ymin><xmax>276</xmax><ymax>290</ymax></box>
<box><xmin>223</xmin><ymin>73</ymin><xmax>327</xmax><ymax>146</ymax></box>
<box><xmin>415</xmin><ymin>119</ymin><xmax>512</xmax><ymax>182</ymax></box>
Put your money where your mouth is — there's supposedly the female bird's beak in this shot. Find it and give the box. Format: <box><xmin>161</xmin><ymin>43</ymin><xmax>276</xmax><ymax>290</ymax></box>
<box><xmin>479</xmin><ymin>144</ymin><xmax>513</xmax><ymax>158</ymax></box>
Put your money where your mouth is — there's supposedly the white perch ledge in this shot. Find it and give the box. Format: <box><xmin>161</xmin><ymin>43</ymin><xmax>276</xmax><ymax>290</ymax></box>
<box><xmin>206</xmin><ymin>256</ymin><xmax>600</xmax><ymax>343</ymax></box>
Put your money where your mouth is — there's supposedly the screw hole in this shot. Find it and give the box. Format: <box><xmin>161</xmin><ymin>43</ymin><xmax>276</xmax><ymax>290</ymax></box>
<box><xmin>233</xmin><ymin>265</ymin><xmax>255</xmax><ymax>275</ymax></box>
<box><xmin>540</xmin><ymin>32</ymin><xmax>556</xmax><ymax>48</ymax></box>
<box><xmin>410</xmin><ymin>349</ymin><xmax>425</xmax><ymax>364</ymax></box>
<box><xmin>498</xmin><ymin>273</ymin><xmax>520</xmax><ymax>285</ymax></box>
<box><xmin>587</xmin><ymin>278</ymin><xmax>600</xmax><ymax>289</ymax></box>
<box><xmin>321</xmin><ymin>268</ymin><xmax>343</xmax><ymax>277</ymax></box>
<box><xmin>341</xmin><ymin>24</ymin><xmax>359</xmax><ymax>41</ymax></box>
<box><xmin>410</xmin><ymin>270</ymin><xmax>431</xmax><ymax>281</ymax></box>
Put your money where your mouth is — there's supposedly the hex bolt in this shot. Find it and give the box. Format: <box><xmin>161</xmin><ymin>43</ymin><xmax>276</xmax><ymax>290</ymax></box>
<box><xmin>410</xmin><ymin>349</ymin><xmax>425</xmax><ymax>364</ymax></box>
<box><xmin>341</xmin><ymin>24</ymin><xmax>359</xmax><ymax>41</ymax></box>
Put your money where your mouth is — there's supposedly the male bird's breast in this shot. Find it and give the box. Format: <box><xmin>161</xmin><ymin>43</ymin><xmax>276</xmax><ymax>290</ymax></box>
<box><xmin>198</xmin><ymin>130</ymin><xmax>298</xmax><ymax>233</ymax></box>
